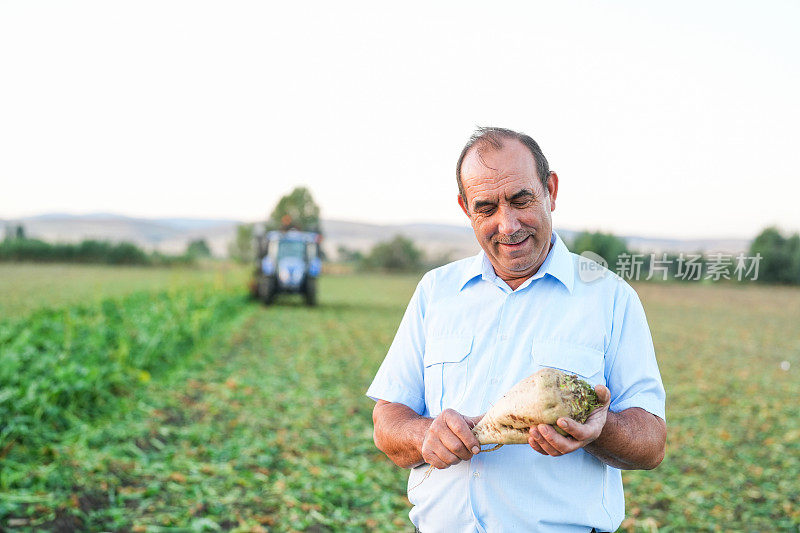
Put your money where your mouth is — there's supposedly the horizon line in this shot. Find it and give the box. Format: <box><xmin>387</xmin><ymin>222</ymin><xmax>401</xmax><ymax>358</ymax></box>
<box><xmin>0</xmin><ymin>210</ymin><xmax>768</xmax><ymax>243</ymax></box>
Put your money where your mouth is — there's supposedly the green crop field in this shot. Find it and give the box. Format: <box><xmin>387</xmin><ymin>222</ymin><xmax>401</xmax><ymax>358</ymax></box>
<box><xmin>0</xmin><ymin>262</ymin><xmax>249</xmax><ymax>318</ymax></box>
<box><xmin>1</xmin><ymin>265</ymin><xmax>798</xmax><ymax>531</ymax></box>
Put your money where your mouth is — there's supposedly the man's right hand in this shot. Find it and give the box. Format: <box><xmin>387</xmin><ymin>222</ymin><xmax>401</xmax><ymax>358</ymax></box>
<box><xmin>421</xmin><ymin>409</ymin><xmax>483</xmax><ymax>469</ymax></box>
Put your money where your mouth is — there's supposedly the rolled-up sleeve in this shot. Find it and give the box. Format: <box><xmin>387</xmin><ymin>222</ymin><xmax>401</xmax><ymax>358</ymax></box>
<box><xmin>604</xmin><ymin>283</ymin><xmax>666</xmax><ymax>421</ymax></box>
<box><xmin>366</xmin><ymin>275</ymin><xmax>430</xmax><ymax>415</ymax></box>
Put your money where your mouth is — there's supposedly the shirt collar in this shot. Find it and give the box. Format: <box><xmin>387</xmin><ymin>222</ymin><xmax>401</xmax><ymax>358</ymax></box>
<box><xmin>458</xmin><ymin>231</ymin><xmax>574</xmax><ymax>293</ymax></box>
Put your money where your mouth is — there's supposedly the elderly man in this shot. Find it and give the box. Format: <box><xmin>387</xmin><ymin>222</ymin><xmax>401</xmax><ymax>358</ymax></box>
<box><xmin>367</xmin><ymin>127</ymin><xmax>666</xmax><ymax>532</ymax></box>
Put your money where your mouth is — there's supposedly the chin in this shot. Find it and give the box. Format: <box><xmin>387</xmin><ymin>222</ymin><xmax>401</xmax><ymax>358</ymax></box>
<box><xmin>500</xmin><ymin>258</ymin><xmax>534</xmax><ymax>272</ymax></box>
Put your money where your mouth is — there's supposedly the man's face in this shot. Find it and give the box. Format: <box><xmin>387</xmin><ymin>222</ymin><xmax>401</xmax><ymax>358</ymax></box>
<box><xmin>458</xmin><ymin>138</ymin><xmax>558</xmax><ymax>288</ymax></box>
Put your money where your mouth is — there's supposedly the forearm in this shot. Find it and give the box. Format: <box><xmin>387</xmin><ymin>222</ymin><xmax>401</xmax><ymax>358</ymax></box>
<box><xmin>372</xmin><ymin>400</ymin><xmax>432</xmax><ymax>468</ymax></box>
<box><xmin>584</xmin><ymin>407</ymin><xmax>666</xmax><ymax>470</ymax></box>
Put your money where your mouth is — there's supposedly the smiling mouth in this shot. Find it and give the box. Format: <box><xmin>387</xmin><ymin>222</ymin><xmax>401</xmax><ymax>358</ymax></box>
<box><xmin>498</xmin><ymin>235</ymin><xmax>531</xmax><ymax>248</ymax></box>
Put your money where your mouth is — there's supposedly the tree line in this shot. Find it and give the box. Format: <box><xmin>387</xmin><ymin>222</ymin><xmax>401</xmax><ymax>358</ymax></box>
<box><xmin>571</xmin><ymin>227</ymin><xmax>798</xmax><ymax>284</ymax></box>
<box><xmin>334</xmin><ymin>227</ymin><xmax>800</xmax><ymax>283</ymax></box>
<box><xmin>1</xmin><ymin>224</ymin><xmax>211</xmax><ymax>266</ymax></box>
<box><xmin>337</xmin><ymin>235</ymin><xmax>440</xmax><ymax>273</ymax></box>
<box><xmin>9</xmin><ymin>180</ymin><xmax>798</xmax><ymax>283</ymax></box>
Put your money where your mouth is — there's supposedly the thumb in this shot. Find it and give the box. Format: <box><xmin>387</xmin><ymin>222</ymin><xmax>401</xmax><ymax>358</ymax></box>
<box><xmin>594</xmin><ymin>385</ymin><xmax>611</xmax><ymax>406</ymax></box>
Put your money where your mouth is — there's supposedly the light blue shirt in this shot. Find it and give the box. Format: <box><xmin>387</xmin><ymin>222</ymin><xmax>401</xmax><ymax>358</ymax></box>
<box><xmin>366</xmin><ymin>232</ymin><xmax>666</xmax><ymax>533</ymax></box>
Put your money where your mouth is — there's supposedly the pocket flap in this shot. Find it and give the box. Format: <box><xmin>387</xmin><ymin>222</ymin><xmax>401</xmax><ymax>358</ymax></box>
<box><xmin>533</xmin><ymin>341</ymin><xmax>604</xmax><ymax>379</ymax></box>
<box><xmin>424</xmin><ymin>336</ymin><xmax>473</xmax><ymax>366</ymax></box>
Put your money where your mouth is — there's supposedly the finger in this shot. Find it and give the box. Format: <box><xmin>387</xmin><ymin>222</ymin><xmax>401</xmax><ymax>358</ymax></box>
<box><xmin>537</xmin><ymin>424</ymin><xmax>572</xmax><ymax>455</ymax></box>
<box><xmin>439</xmin><ymin>429</ymin><xmax>473</xmax><ymax>461</ymax></box>
<box><xmin>422</xmin><ymin>450</ymin><xmax>448</xmax><ymax>470</ymax></box>
<box><xmin>529</xmin><ymin>425</ymin><xmax>562</xmax><ymax>456</ymax></box>
<box><xmin>422</xmin><ymin>429</ymin><xmax>459</xmax><ymax>469</ymax></box>
<box><xmin>534</xmin><ymin>434</ymin><xmax>562</xmax><ymax>456</ymax></box>
<box><xmin>527</xmin><ymin>435</ymin><xmax>548</xmax><ymax>455</ymax></box>
<box><xmin>557</xmin><ymin>417</ymin><xmax>592</xmax><ymax>441</ymax></box>
<box><xmin>430</xmin><ymin>445</ymin><xmax>461</xmax><ymax>468</ymax></box>
<box><xmin>423</xmin><ymin>429</ymin><xmax>463</xmax><ymax>468</ymax></box>
<box><xmin>443</xmin><ymin>410</ymin><xmax>481</xmax><ymax>455</ymax></box>
<box><xmin>544</xmin><ymin>423</ymin><xmax>579</xmax><ymax>444</ymax></box>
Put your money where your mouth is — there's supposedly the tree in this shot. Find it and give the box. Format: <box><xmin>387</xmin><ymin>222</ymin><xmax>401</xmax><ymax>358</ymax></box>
<box><xmin>186</xmin><ymin>239</ymin><xmax>212</xmax><ymax>258</ymax></box>
<box><xmin>363</xmin><ymin>235</ymin><xmax>424</xmax><ymax>272</ymax></box>
<box><xmin>570</xmin><ymin>231</ymin><xmax>630</xmax><ymax>267</ymax></box>
<box><xmin>336</xmin><ymin>244</ymin><xmax>364</xmax><ymax>264</ymax></box>
<box><xmin>268</xmin><ymin>186</ymin><xmax>321</xmax><ymax>232</ymax></box>
<box><xmin>787</xmin><ymin>234</ymin><xmax>800</xmax><ymax>285</ymax></box>
<box><xmin>750</xmin><ymin>227</ymin><xmax>799</xmax><ymax>283</ymax></box>
<box><xmin>228</xmin><ymin>223</ymin><xmax>255</xmax><ymax>264</ymax></box>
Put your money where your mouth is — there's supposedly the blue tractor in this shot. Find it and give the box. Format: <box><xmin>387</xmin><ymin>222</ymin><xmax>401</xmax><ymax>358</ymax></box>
<box><xmin>250</xmin><ymin>229</ymin><xmax>322</xmax><ymax>305</ymax></box>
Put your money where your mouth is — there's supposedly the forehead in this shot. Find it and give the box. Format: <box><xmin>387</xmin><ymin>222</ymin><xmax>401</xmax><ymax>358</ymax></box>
<box><xmin>460</xmin><ymin>138</ymin><xmax>542</xmax><ymax>203</ymax></box>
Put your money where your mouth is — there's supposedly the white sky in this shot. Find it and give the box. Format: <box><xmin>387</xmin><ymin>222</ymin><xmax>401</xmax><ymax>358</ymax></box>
<box><xmin>1</xmin><ymin>1</ymin><xmax>798</xmax><ymax>239</ymax></box>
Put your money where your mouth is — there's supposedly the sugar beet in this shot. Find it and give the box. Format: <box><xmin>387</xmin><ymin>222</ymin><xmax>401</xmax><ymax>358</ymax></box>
<box><xmin>472</xmin><ymin>368</ymin><xmax>602</xmax><ymax>445</ymax></box>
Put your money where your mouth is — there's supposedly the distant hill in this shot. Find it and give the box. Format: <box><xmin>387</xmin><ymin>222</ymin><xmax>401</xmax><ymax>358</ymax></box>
<box><xmin>1</xmin><ymin>213</ymin><xmax>751</xmax><ymax>260</ymax></box>
<box><xmin>1</xmin><ymin>214</ymin><xmax>240</xmax><ymax>257</ymax></box>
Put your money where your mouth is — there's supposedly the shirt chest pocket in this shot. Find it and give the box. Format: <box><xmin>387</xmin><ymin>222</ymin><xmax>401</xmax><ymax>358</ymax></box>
<box><xmin>532</xmin><ymin>340</ymin><xmax>606</xmax><ymax>388</ymax></box>
<box><xmin>423</xmin><ymin>335</ymin><xmax>473</xmax><ymax>417</ymax></box>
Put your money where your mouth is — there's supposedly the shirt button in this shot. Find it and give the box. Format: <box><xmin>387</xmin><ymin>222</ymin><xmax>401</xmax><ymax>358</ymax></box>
<box><xmin>490</xmin><ymin>378</ymin><xmax>499</xmax><ymax>384</ymax></box>
<box><xmin>499</xmin><ymin>334</ymin><xmax>508</xmax><ymax>341</ymax></box>
<box><xmin>473</xmin><ymin>471</ymin><xmax>480</xmax><ymax>478</ymax></box>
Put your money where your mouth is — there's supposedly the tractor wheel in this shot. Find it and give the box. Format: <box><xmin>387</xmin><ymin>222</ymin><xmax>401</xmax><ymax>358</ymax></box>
<box><xmin>258</xmin><ymin>276</ymin><xmax>277</xmax><ymax>305</ymax></box>
<box><xmin>304</xmin><ymin>278</ymin><xmax>318</xmax><ymax>306</ymax></box>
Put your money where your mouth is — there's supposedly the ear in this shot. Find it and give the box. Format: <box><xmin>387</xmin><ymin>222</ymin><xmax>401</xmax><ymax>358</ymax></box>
<box><xmin>458</xmin><ymin>194</ymin><xmax>470</xmax><ymax>218</ymax></box>
<box><xmin>546</xmin><ymin>172</ymin><xmax>559</xmax><ymax>212</ymax></box>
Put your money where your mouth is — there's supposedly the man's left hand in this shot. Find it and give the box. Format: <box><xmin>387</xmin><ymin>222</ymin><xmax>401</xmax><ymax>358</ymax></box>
<box><xmin>528</xmin><ymin>384</ymin><xmax>611</xmax><ymax>456</ymax></box>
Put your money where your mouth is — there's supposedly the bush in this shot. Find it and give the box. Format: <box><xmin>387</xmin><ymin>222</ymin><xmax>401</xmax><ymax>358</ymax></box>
<box><xmin>362</xmin><ymin>235</ymin><xmax>424</xmax><ymax>272</ymax></box>
<box><xmin>0</xmin><ymin>238</ymin><xmax>190</xmax><ymax>266</ymax></box>
<box><xmin>750</xmin><ymin>227</ymin><xmax>800</xmax><ymax>284</ymax></box>
<box><xmin>570</xmin><ymin>231</ymin><xmax>630</xmax><ymax>266</ymax></box>
<box><xmin>186</xmin><ymin>239</ymin><xmax>212</xmax><ymax>258</ymax></box>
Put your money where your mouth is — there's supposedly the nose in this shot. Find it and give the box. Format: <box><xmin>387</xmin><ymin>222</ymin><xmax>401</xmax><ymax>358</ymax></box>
<box><xmin>496</xmin><ymin>206</ymin><xmax>522</xmax><ymax>236</ymax></box>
